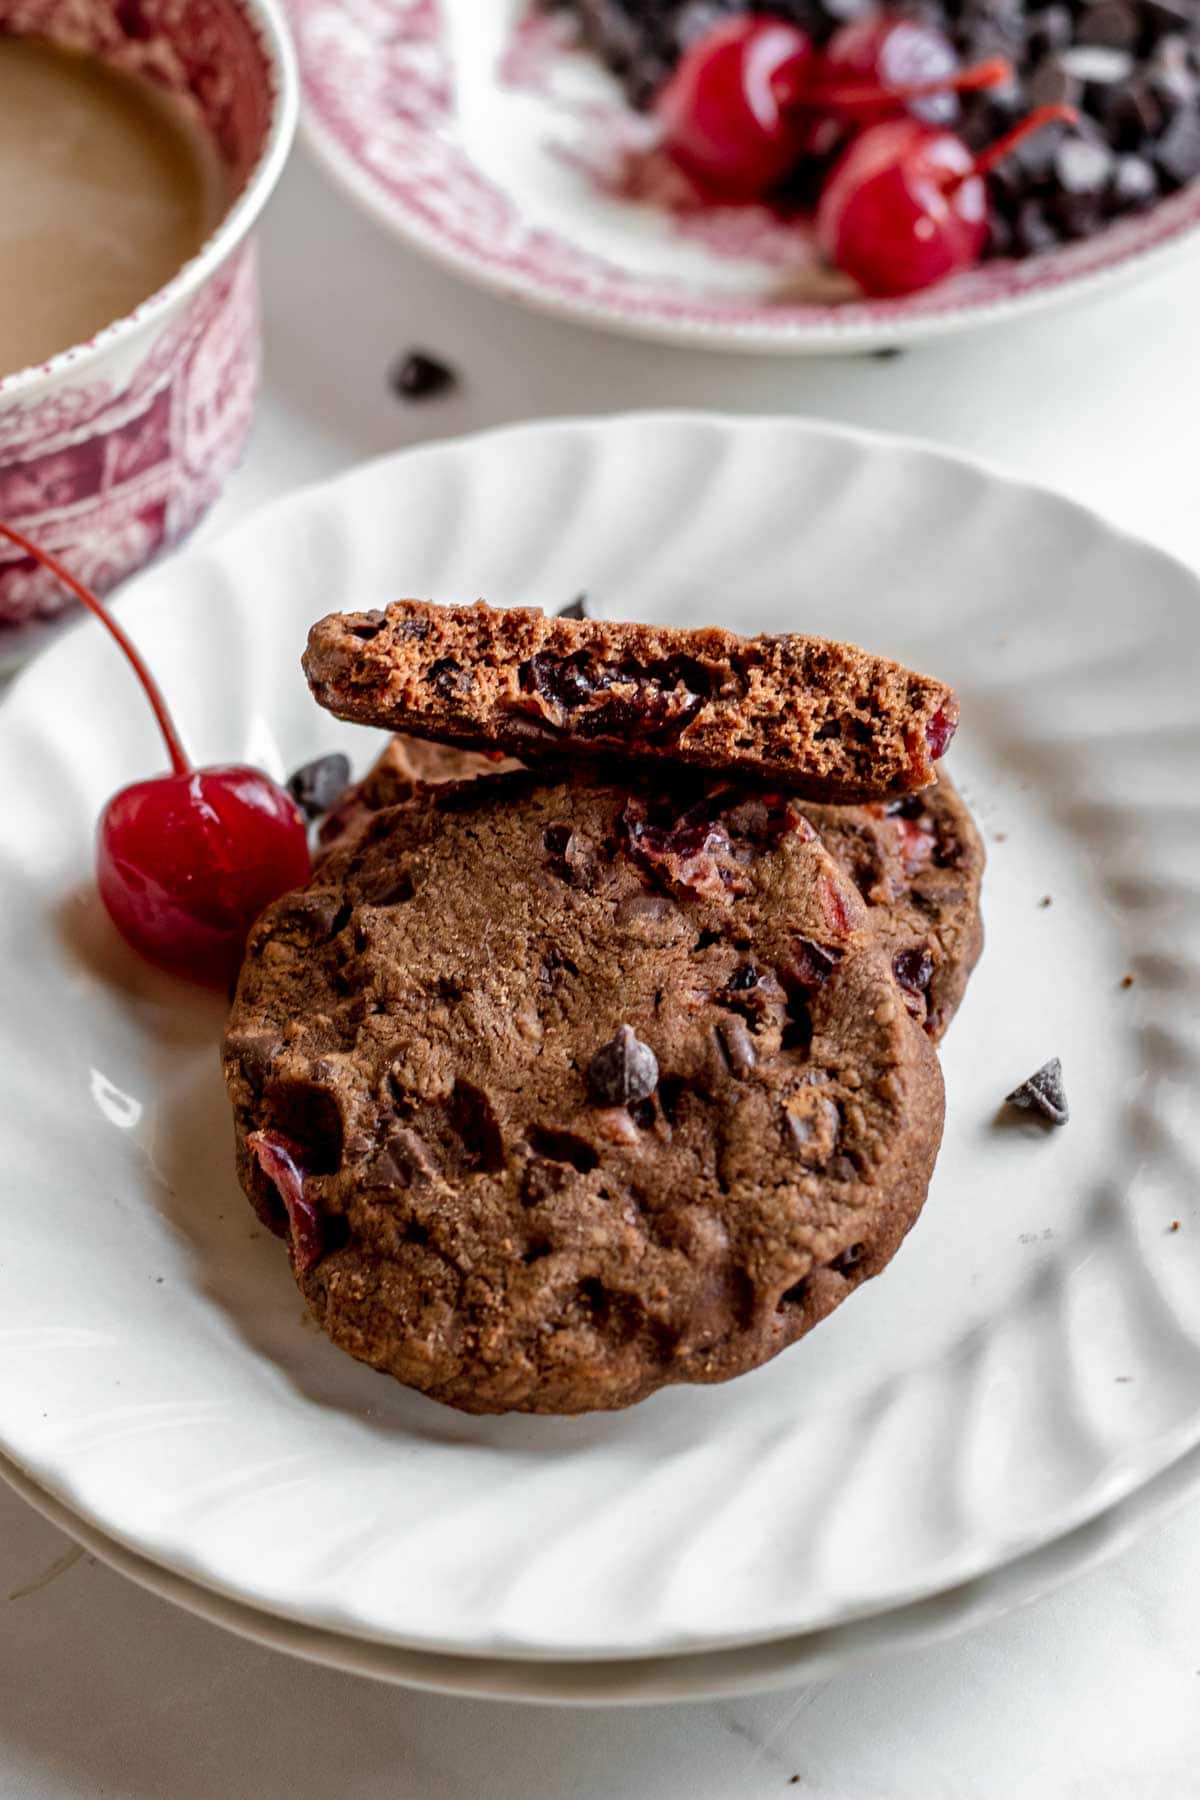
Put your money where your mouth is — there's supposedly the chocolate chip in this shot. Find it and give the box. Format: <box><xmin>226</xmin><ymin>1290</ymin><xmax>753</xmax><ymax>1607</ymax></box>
<box><xmin>428</xmin><ymin>656</ymin><xmax>473</xmax><ymax>698</ymax></box>
<box><xmin>1112</xmin><ymin>152</ymin><xmax>1160</xmax><ymax>205</ymax></box>
<box><xmin>391</xmin><ymin>350</ymin><xmax>457</xmax><ymax>401</ymax></box>
<box><xmin>829</xmin><ymin>1242</ymin><xmax>866</xmax><ymax>1274</ymax></box>
<box><xmin>1014</xmin><ymin>198</ymin><xmax>1061</xmax><ymax>255</ymax></box>
<box><xmin>557</xmin><ymin>594</ymin><xmax>589</xmax><ymax>619</ymax></box>
<box><xmin>586</xmin><ymin>1025</ymin><xmax>658</xmax><ymax>1108</ymax></box>
<box><xmin>893</xmin><ymin>946</ymin><xmax>935</xmax><ymax>996</ymax></box>
<box><xmin>715</xmin><ymin>1015</ymin><xmax>757</xmax><ymax>1079</ymax></box>
<box><xmin>1153</xmin><ymin>108</ymin><xmax>1200</xmax><ymax>186</ymax></box>
<box><xmin>1142</xmin><ymin>0</ymin><xmax>1194</xmax><ymax>38</ymax></box>
<box><xmin>1028</xmin><ymin>54</ymin><xmax>1082</xmax><ymax>110</ymax></box>
<box><xmin>1076</xmin><ymin>1</ymin><xmax>1138</xmax><ymax>51</ymax></box>
<box><xmin>1005</xmin><ymin>1057</ymin><xmax>1069</xmax><ymax>1126</ymax></box>
<box><xmin>784</xmin><ymin>1090</ymin><xmax>840</xmax><ymax>1164</ymax></box>
<box><xmin>271</xmin><ymin>890</ymin><xmax>350</xmax><ymax>941</ymax></box>
<box><xmin>226</xmin><ymin>1031</ymin><xmax>281</xmax><ymax>1091</ymax></box>
<box><xmin>1098</xmin><ymin>78</ymin><xmax>1166</xmax><ymax>149</ymax></box>
<box><xmin>287</xmin><ymin>752</ymin><xmax>351</xmax><ymax>821</ymax></box>
<box><xmin>348</xmin><ymin>610</ymin><xmax>385</xmax><ymax>640</ymax></box>
<box><xmin>367</xmin><ymin>1128</ymin><xmax>438</xmax><ymax>1188</ymax></box>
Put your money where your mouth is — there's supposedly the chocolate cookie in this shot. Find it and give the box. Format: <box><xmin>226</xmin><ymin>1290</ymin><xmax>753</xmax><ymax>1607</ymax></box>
<box><xmin>224</xmin><ymin>769</ymin><xmax>944</xmax><ymax>1415</ymax></box>
<box><xmin>322</xmin><ymin>738</ymin><xmax>984</xmax><ymax>1042</ymax></box>
<box><xmin>303</xmin><ymin>600</ymin><xmax>958</xmax><ymax>804</ymax></box>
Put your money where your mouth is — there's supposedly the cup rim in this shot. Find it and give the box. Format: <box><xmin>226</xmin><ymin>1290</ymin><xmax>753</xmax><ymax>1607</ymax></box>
<box><xmin>0</xmin><ymin>0</ymin><xmax>298</xmax><ymax>402</ymax></box>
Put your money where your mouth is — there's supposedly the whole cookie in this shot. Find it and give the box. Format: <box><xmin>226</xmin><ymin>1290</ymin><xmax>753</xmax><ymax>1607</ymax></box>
<box><xmin>323</xmin><ymin>738</ymin><xmax>985</xmax><ymax>1042</ymax></box>
<box><xmin>224</xmin><ymin>770</ymin><xmax>944</xmax><ymax>1415</ymax></box>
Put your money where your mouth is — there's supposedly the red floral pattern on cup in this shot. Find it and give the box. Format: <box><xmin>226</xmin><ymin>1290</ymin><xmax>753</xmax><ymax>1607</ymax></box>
<box><xmin>0</xmin><ymin>0</ymin><xmax>283</xmax><ymax>630</ymax></box>
<box><xmin>0</xmin><ymin>247</ymin><xmax>259</xmax><ymax>625</ymax></box>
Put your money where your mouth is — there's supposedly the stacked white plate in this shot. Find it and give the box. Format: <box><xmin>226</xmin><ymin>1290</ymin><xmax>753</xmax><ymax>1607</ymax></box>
<box><xmin>2</xmin><ymin>415</ymin><xmax>1199</xmax><ymax>1700</ymax></box>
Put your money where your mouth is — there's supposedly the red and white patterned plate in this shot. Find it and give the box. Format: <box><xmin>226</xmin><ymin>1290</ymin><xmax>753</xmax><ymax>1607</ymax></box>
<box><xmin>292</xmin><ymin>0</ymin><xmax>1200</xmax><ymax>353</ymax></box>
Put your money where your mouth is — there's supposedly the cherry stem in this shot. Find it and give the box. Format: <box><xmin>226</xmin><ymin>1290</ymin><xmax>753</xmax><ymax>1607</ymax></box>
<box><xmin>0</xmin><ymin>522</ymin><xmax>190</xmax><ymax>777</ymax></box>
<box><xmin>966</xmin><ymin>102</ymin><xmax>1078</xmax><ymax>182</ymax></box>
<box><xmin>810</xmin><ymin>53</ymin><xmax>1012</xmax><ymax>112</ymax></box>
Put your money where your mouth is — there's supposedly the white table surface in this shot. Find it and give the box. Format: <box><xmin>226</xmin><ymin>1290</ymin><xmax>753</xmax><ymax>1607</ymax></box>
<box><xmin>5</xmin><ymin>143</ymin><xmax>1200</xmax><ymax>1800</ymax></box>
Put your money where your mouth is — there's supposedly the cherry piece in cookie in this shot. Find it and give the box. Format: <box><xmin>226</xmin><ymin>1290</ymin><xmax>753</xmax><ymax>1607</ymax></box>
<box><xmin>0</xmin><ymin>524</ymin><xmax>311</xmax><ymax>987</ymax></box>
<box><xmin>817</xmin><ymin>104</ymin><xmax>1078</xmax><ymax>296</ymax></box>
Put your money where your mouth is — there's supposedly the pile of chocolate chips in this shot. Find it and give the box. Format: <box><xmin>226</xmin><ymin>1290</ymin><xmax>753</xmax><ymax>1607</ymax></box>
<box><xmin>547</xmin><ymin>0</ymin><xmax>1200</xmax><ymax>255</ymax></box>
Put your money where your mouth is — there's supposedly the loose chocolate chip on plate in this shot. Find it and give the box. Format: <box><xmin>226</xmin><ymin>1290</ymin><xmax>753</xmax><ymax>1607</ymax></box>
<box><xmin>287</xmin><ymin>752</ymin><xmax>352</xmax><ymax>821</ymax></box>
<box><xmin>557</xmin><ymin>594</ymin><xmax>589</xmax><ymax>619</ymax></box>
<box><xmin>1005</xmin><ymin>1057</ymin><xmax>1069</xmax><ymax>1126</ymax></box>
<box><xmin>391</xmin><ymin>350</ymin><xmax>457</xmax><ymax>401</ymax></box>
<box><xmin>587</xmin><ymin>1025</ymin><xmax>659</xmax><ymax>1108</ymax></box>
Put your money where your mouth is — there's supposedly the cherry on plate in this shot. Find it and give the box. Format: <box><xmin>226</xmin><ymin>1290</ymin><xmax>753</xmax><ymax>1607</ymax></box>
<box><xmin>655</xmin><ymin>14</ymin><xmax>816</xmax><ymax>199</ymax></box>
<box><xmin>0</xmin><ymin>524</ymin><xmax>311</xmax><ymax>988</ymax></box>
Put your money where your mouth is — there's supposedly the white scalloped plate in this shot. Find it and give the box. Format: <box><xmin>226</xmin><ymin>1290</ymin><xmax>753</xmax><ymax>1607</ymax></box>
<box><xmin>2</xmin><ymin>414</ymin><xmax>1199</xmax><ymax>1667</ymax></box>
<box><xmin>292</xmin><ymin>0</ymin><xmax>1200</xmax><ymax>353</ymax></box>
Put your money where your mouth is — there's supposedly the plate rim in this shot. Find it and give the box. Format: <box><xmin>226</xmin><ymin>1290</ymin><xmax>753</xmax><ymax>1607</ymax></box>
<box><xmin>291</xmin><ymin>0</ymin><xmax>1200</xmax><ymax>355</ymax></box>
<box><xmin>3</xmin><ymin>410</ymin><xmax>1200</xmax><ymax>1664</ymax></box>
<box><xmin>5</xmin><ymin>1432</ymin><xmax>1200</xmax><ymax>1702</ymax></box>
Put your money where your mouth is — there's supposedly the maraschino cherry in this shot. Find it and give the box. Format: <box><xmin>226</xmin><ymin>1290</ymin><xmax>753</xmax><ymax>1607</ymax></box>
<box><xmin>0</xmin><ymin>524</ymin><xmax>311</xmax><ymax>987</ymax></box>
<box><xmin>656</xmin><ymin>15</ymin><xmax>817</xmax><ymax>198</ymax></box>
<box><xmin>818</xmin><ymin>14</ymin><xmax>1000</xmax><ymax>130</ymax></box>
<box><xmin>655</xmin><ymin>12</ymin><xmax>1011</xmax><ymax>200</ymax></box>
<box><xmin>817</xmin><ymin>104</ymin><xmax>1077</xmax><ymax>297</ymax></box>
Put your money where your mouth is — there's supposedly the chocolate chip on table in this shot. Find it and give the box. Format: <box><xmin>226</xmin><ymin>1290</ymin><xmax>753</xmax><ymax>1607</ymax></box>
<box><xmin>287</xmin><ymin>752</ymin><xmax>352</xmax><ymax>821</ymax></box>
<box><xmin>557</xmin><ymin>594</ymin><xmax>589</xmax><ymax>619</ymax></box>
<box><xmin>586</xmin><ymin>1025</ymin><xmax>659</xmax><ymax>1107</ymax></box>
<box><xmin>1005</xmin><ymin>1057</ymin><xmax>1069</xmax><ymax>1126</ymax></box>
<box><xmin>391</xmin><ymin>350</ymin><xmax>457</xmax><ymax>401</ymax></box>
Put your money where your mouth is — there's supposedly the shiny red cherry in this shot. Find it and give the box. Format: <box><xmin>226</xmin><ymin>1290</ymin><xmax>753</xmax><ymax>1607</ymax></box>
<box><xmin>0</xmin><ymin>524</ymin><xmax>311</xmax><ymax>987</ymax></box>
<box><xmin>655</xmin><ymin>15</ymin><xmax>816</xmax><ymax>198</ymax></box>
<box><xmin>820</xmin><ymin>15</ymin><xmax>963</xmax><ymax>128</ymax></box>
<box><xmin>817</xmin><ymin>104</ymin><xmax>1076</xmax><ymax>297</ymax></box>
